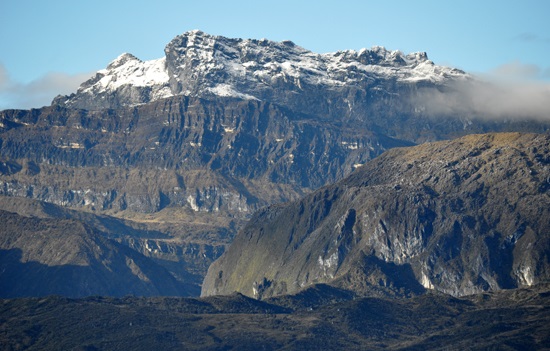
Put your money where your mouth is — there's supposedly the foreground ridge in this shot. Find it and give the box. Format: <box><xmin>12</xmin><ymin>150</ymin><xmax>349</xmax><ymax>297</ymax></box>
<box><xmin>1</xmin><ymin>284</ymin><xmax>549</xmax><ymax>350</ymax></box>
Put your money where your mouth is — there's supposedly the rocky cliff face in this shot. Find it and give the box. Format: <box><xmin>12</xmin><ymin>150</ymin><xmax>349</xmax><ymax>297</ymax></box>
<box><xmin>53</xmin><ymin>30</ymin><xmax>550</xmax><ymax>143</ymax></box>
<box><xmin>202</xmin><ymin>133</ymin><xmax>550</xmax><ymax>298</ymax></box>
<box><xmin>0</xmin><ymin>96</ymin><xmax>407</xmax><ymax>198</ymax></box>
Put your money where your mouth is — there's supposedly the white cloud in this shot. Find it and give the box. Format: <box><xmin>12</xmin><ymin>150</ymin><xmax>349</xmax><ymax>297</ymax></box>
<box><xmin>0</xmin><ymin>63</ymin><xmax>92</xmax><ymax>110</ymax></box>
<box><xmin>0</xmin><ymin>64</ymin><xmax>13</xmax><ymax>92</ymax></box>
<box><xmin>490</xmin><ymin>61</ymin><xmax>542</xmax><ymax>81</ymax></box>
<box><xmin>411</xmin><ymin>62</ymin><xmax>550</xmax><ymax>121</ymax></box>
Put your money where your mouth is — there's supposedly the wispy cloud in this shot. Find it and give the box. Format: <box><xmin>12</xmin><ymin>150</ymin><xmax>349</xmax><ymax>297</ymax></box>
<box><xmin>490</xmin><ymin>61</ymin><xmax>544</xmax><ymax>80</ymax></box>
<box><xmin>0</xmin><ymin>63</ymin><xmax>92</xmax><ymax>110</ymax></box>
<box><xmin>412</xmin><ymin>62</ymin><xmax>550</xmax><ymax>121</ymax></box>
<box><xmin>514</xmin><ymin>32</ymin><xmax>550</xmax><ymax>44</ymax></box>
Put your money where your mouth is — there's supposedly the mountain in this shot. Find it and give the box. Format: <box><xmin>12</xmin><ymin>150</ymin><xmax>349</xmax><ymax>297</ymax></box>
<box><xmin>1</xmin><ymin>31</ymin><xmax>549</xmax><ymax>297</ymax></box>
<box><xmin>0</xmin><ymin>210</ymin><xmax>192</xmax><ymax>297</ymax></box>
<box><xmin>52</xmin><ymin>30</ymin><xmax>549</xmax><ymax>142</ymax></box>
<box><xmin>54</xmin><ymin>30</ymin><xmax>465</xmax><ymax>114</ymax></box>
<box><xmin>202</xmin><ymin>133</ymin><xmax>550</xmax><ymax>298</ymax></box>
<box><xmin>0</xmin><ymin>196</ymin><xmax>226</xmax><ymax>296</ymax></box>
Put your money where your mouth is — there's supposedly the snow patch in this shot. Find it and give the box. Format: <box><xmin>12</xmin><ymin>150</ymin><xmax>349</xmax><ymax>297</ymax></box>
<box><xmin>318</xmin><ymin>252</ymin><xmax>339</xmax><ymax>279</ymax></box>
<box><xmin>82</xmin><ymin>55</ymin><xmax>172</xmax><ymax>99</ymax></box>
<box><xmin>341</xmin><ymin>141</ymin><xmax>359</xmax><ymax>150</ymax></box>
<box><xmin>206</xmin><ymin>84</ymin><xmax>260</xmax><ymax>100</ymax></box>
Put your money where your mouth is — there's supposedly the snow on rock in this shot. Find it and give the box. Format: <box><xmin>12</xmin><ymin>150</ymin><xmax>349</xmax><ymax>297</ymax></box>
<box><xmin>206</xmin><ymin>84</ymin><xmax>260</xmax><ymax>101</ymax></box>
<box><xmin>81</xmin><ymin>54</ymin><xmax>172</xmax><ymax>97</ymax></box>
<box><xmin>60</xmin><ymin>30</ymin><xmax>470</xmax><ymax>109</ymax></box>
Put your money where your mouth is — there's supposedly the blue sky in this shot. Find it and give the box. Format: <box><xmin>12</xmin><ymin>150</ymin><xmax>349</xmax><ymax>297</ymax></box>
<box><xmin>1</xmin><ymin>0</ymin><xmax>549</xmax><ymax>110</ymax></box>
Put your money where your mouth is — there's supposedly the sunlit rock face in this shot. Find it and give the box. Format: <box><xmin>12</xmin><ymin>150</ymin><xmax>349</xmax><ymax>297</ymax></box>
<box><xmin>202</xmin><ymin>133</ymin><xmax>550</xmax><ymax>298</ymax></box>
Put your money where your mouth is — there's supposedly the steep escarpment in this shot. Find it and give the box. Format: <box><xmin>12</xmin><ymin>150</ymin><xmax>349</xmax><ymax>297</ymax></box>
<box><xmin>53</xmin><ymin>31</ymin><xmax>550</xmax><ymax>143</ymax></box>
<box><xmin>202</xmin><ymin>133</ymin><xmax>550</xmax><ymax>298</ymax></box>
<box><xmin>0</xmin><ymin>96</ymin><xmax>407</xmax><ymax>211</ymax></box>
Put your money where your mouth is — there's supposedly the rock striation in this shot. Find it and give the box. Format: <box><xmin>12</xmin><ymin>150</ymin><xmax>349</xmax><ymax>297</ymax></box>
<box><xmin>202</xmin><ymin>133</ymin><xmax>550</xmax><ymax>298</ymax></box>
<box><xmin>3</xmin><ymin>31</ymin><xmax>548</xmax><ymax>217</ymax></box>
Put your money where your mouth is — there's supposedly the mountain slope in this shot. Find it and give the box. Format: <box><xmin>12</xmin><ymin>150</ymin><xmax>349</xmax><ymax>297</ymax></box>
<box><xmin>202</xmin><ymin>133</ymin><xmax>550</xmax><ymax>298</ymax></box>
<box><xmin>0</xmin><ymin>196</ymin><xmax>229</xmax><ymax>295</ymax></box>
<box><xmin>0</xmin><ymin>210</ymin><xmax>190</xmax><ymax>297</ymax></box>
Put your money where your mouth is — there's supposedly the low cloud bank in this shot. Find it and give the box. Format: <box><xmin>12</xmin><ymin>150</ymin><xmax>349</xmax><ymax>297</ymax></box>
<box><xmin>414</xmin><ymin>62</ymin><xmax>550</xmax><ymax>121</ymax></box>
<box><xmin>415</xmin><ymin>79</ymin><xmax>550</xmax><ymax>121</ymax></box>
<box><xmin>0</xmin><ymin>64</ymin><xmax>92</xmax><ymax>110</ymax></box>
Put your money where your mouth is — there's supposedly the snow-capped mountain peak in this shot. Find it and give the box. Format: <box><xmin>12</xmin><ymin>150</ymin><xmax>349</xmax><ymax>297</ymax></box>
<box><xmin>94</xmin><ymin>55</ymin><xmax>169</xmax><ymax>91</ymax></box>
<box><xmin>56</xmin><ymin>30</ymin><xmax>468</xmax><ymax>110</ymax></box>
<box><xmin>106</xmin><ymin>53</ymin><xmax>141</xmax><ymax>69</ymax></box>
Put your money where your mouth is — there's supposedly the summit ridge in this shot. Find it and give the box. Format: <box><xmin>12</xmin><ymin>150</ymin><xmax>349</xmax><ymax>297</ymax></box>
<box><xmin>56</xmin><ymin>30</ymin><xmax>468</xmax><ymax>110</ymax></box>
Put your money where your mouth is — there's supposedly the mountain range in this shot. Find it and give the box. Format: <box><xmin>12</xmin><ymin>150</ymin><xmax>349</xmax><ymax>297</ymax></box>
<box><xmin>0</xmin><ymin>30</ymin><xmax>549</xmax><ymax>299</ymax></box>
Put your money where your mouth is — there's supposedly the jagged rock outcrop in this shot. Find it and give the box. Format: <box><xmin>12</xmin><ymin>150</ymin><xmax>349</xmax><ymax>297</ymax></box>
<box><xmin>202</xmin><ymin>133</ymin><xmax>550</xmax><ymax>298</ymax></box>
